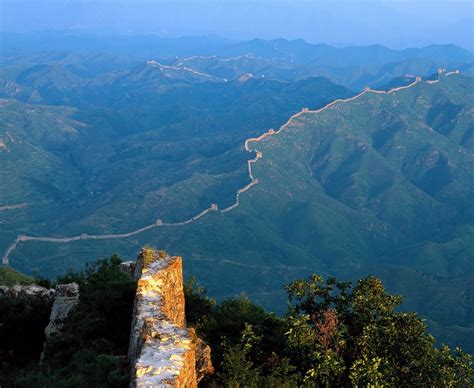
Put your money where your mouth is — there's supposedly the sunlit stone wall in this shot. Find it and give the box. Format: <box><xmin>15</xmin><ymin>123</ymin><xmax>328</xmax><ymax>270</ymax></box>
<box><xmin>128</xmin><ymin>249</ymin><xmax>198</xmax><ymax>388</ymax></box>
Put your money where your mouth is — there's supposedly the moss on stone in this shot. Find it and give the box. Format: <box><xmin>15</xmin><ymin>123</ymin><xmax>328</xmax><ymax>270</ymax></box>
<box><xmin>141</xmin><ymin>249</ymin><xmax>157</xmax><ymax>268</ymax></box>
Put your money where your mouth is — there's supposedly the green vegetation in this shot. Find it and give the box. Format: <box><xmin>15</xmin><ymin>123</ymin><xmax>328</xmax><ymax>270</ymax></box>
<box><xmin>185</xmin><ymin>275</ymin><xmax>473</xmax><ymax>386</ymax></box>
<box><xmin>1</xmin><ymin>256</ymin><xmax>472</xmax><ymax>386</ymax></box>
<box><xmin>0</xmin><ymin>289</ymin><xmax>51</xmax><ymax>369</ymax></box>
<box><xmin>143</xmin><ymin>74</ymin><xmax>474</xmax><ymax>353</ymax></box>
<box><xmin>0</xmin><ymin>70</ymin><xmax>352</xmax><ymax>271</ymax></box>
<box><xmin>1</xmin><ymin>45</ymin><xmax>473</xmax><ymax>355</ymax></box>
<box><xmin>0</xmin><ymin>267</ymin><xmax>35</xmax><ymax>286</ymax></box>
<box><xmin>0</xmin><ymin>266</ymin><xmax>50</xmax><ymax>288</ymax></box>
<box><xmin>0</xmin><ymin>256</ymin><xmax>135</xmax><ymax>388</ymax></box>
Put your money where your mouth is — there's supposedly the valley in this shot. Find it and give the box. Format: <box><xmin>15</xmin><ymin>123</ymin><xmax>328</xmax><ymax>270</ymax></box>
<box><xmin>1</xmin><ymin>73</ymin><xmax>440</xmax><ymax>265</ymax></box>
<box><xmin>1</xmin><ymin>37</ymin><xmax>473</xmax><ymax>353</ymax></box>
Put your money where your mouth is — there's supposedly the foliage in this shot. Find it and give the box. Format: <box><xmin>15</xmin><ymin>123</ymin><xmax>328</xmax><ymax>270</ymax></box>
<box><xmin>284</xmin><ymin>275</ymin><xmax>473</xmax><ymax>386</ymax></box>
<box><xmin>184</xmin><ymin>276</ymin><xmax>215</xmax><ymax>325</ymax></box>
<box><xmin>185</xmin><ymin>277</ymin><xmax>288</xmax><ymax>374</ymax></box>
<box><xmin>0</xmin><ymin>267</ymin><xmax>35</xmax><ymax>286</ymax></box>
<box><xmin>186</xmin><ymin>274</ymin><xmax>473</xmax><ymax>386</ymax></box>
<box><xmin>43</xmin><ymin>255</ymin><xmax>136</xmax><ymax>366</ymax></box>
<box><xmin>0</xmin><ymin>255</ymin><xmax>136</xmax><ymax>388</ymax></box>
<box><xmin>1</xmin><ymin>258</ymin><xmax>472</xmax><ymax>387</ymax></box>
<box><xmin>217</xmin><ymin>323</ymin><xmax>300</xmax><ymax>387</ymax></box>
<box><xmin>0</xmin><ymin>292</ymin><xmax>51</xmax><ymax>367</ymax></box>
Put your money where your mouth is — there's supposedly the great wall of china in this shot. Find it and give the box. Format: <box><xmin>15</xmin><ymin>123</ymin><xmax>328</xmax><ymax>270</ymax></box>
<box><xmin>0</xmin><ymin>248</ymin><xmax>214</xmax><ymax>386</ymax></box>
<box><xmin>0</xmin><ymin>203</ymin><xmax>27</xmax><ymax>212</ymax></box>
<box><xmin>1</xmin><ymin>69</ymin><xmax>460</xmax><ymax>266</ymax></box>
<box><xmin>128</xmin><ymin>249</ymin><xmax>213</xmax><ymax>387</ymax></box>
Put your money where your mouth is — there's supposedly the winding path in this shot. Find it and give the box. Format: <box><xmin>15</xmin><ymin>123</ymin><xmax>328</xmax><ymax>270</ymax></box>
<box><xmin>1</xmin><ymin>71</ymin><xmax>459</xmax><ymax>266</ymax></box>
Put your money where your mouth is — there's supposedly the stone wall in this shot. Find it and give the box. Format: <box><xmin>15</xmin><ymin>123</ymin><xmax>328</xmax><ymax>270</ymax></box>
<box><xmin>128</xmin><ymin>249</ymin><xmax>212</xmax><ymax>388</ymax></box>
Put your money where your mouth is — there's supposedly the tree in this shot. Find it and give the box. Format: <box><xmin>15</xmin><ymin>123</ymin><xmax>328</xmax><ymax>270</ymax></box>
<box><xmin>285</xmin><ymin>275</ymin><xmax>473</xmax><ymax>387</ymax></box>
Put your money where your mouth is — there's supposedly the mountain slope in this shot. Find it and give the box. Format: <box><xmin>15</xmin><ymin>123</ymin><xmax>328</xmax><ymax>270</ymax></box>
<box><xmin>153</xmin><ymin>73</ymin><xmax>473</xmax><ymax>350</ymax></box>
<box><xmin>2</xmin><ymin>38</ymin><xmax>472</xmax><ymax>95</ymax></box>
<box><xmin>36</xmin><ymin>72</ymin><xmax>470</xmax><ymax>351</ymax></box>
<box><xmin>1</xmin><ymin>52</ymin><xmax>473</xmax><ymax>352</ymax></box>
<box><xmin>0</xmin><ymin>76</ymin><xmax>352</xmax><ymax>269</ymax></box>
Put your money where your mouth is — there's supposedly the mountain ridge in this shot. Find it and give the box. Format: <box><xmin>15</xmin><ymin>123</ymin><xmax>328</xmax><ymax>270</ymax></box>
<box><xmin>1</xmin><ymin>42</ymin><xmax>472</xmax><ymax>353</ymax></box>
<box><xmin>3</xmin><ymin>70</ymin><xmax>467</xmax><ymax>270</ymax></box>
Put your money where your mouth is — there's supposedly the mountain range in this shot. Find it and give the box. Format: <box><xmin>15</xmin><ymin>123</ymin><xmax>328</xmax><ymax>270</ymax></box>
<box><xmin>1</xmin><ymin>36</ymin><xmax>473</xmax><ymax>352</ymax></box>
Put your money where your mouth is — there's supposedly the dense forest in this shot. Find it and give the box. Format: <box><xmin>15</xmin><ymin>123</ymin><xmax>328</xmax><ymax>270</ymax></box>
<box><xmin>0</xmin><ymin>255</ymin><xmax>472</xmax><ymax>387</ymax></box>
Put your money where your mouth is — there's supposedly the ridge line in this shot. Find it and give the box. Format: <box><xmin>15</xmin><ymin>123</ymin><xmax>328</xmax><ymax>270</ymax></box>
<box><xmin>2</xmin><ymin>71</ymin><xmax>458</xmax><ymax>266</ymax></box>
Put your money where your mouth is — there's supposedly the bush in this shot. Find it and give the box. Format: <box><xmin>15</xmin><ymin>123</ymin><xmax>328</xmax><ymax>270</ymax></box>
<box><xmin>0</xmin><ymin>255</ymin><xmax>136</xmax><ymax>388</ymax></box>
<box><xmin>0</xmin><ymin>296</ymin><xmax>51</xmax><ymax>367</ymax></box>
<box><xmin>186</xmin><ymin>274</ymin><xmax>473</xmax><ymax>386</ymax></box>
<box><xmin>2</xmin><ymin>260</ymin><xmax>472</xmax><ymax>387</ymax></box>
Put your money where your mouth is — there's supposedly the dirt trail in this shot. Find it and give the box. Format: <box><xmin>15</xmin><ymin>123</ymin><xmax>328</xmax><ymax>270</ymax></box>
<box><xmin>2</xmin><ymin>71</ymin><xmax>457</xmax><ymax>266</ymax></box>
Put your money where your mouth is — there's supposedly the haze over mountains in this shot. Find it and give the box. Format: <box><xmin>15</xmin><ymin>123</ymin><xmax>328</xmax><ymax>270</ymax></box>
<box><xmin>2</xmin><ymin>0</ymin><xmax>473</xmax><ymax>49</ymax></box>
<box><xmin>1</xmin><ymin>34</ymin><xmax>473</xmax><ymax>353</ymax></box>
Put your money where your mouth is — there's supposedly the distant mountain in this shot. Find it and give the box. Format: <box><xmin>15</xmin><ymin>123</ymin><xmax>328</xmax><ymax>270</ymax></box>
<box><xmin>170</xmin><ymin>40</ymin><xmax>472</xmax><ymax>88</ymax></box>
<box><xmin>2</xmin><ymin>34</ymin><xmax>472</xmax><ymax>90</ymax></box>
<box><xmin>218</xmin><ymin>39</ymin><xmax>473</xmax><ymax>66</ymax></box>
<box><xmin>0</xmin><ymin>32</ymin><xmax>234</xmax><ymax>58</ymax></box>
<box><xmin>1</xmin><ymin>39</ymin><xmax>473</xmax><ymax>354</ymax></box>
<box><xmin>74</xmin><ymin>73</ymin><xmax>472</xmax><ymax>353</ymax></box>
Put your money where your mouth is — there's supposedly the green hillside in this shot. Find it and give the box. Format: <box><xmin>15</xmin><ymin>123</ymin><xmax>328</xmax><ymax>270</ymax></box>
<box><xmin>0</xmin><ymin>267</ymin><xmax>35</xmax><ymax>286</ymax></box>
<box><xmin>186</xmin><ymin>74</ymin><xmax>473</xmax><ymax>351</ymax></box>
<box><xmin>1</xmin><ymin>44</ymin><xmax>473</xmax><ymax>354</ymax></box>
<box><xmin>0</xmin><ymin>73</ymin><xmax>352</xmax><ymax>268</ymax></box>
<box><xmin>19</xmin><ymin>73</ymin><xmax>470</xmax><ymax>352</ymax></box>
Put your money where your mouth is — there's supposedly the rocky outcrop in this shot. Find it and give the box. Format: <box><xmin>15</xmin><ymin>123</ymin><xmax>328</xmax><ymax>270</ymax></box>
<box><xmin>0</xmin><ymin>284</ymin><xmax>54</xmax><ymax>365</ymax></box>
<box><xmin>128</xmin><ymin>249</ymin><xmax>213</xmax><ymax>387</ymax></box>
<box><xmin>195</xmin><ymin>336</ymin><xmax>214</xmax><ymax>383</ymax></box>
<box><xmin>0</xmin><ymin>284</ymin><xmax>55</xmax><ymax>302</ymax></box>
<box><xmin>44</xmin><ymin>283</ymin><xmax>79</xmax><ymax>339</ymax></box>
<box><xmin>0</xmin><ymin>283</ymin><xmax>79</xmax><ymax>328</ymax></box>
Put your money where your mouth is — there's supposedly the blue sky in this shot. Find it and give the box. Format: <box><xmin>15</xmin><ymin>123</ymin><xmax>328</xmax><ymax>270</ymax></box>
<box><xmin>1</xmin><ymin>0</ymin><xmax>473</xmax><ymax>49</ymax></box>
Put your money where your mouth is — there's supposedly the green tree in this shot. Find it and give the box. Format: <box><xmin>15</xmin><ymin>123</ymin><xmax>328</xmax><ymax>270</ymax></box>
<box><xmin>220</xmin><ymin>323</ymin><xmax>261</xmax><ymax>387</ymax></box>
<box><xmin>285</xmin><ymin>274</ymin><xmax>473</xmax><ymax>387</ymax></box>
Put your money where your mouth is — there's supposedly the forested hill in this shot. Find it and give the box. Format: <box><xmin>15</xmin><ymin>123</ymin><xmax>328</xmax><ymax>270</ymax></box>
<box><xmin>123</xmin><ymin>73</ymin><xmax>474</xmax><ymax>353</ymax></box>
<box><xmin>0</xmin><ymin>38</ymin><xmax>473</xmax><ymax>353</ymax></box>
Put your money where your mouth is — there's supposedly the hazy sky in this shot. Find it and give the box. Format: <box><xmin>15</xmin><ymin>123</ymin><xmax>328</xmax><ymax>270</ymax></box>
<box><xmin>1</xmin><ymin>0</ymin><xmax>473</xmax><ymax>49</ymax></box>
